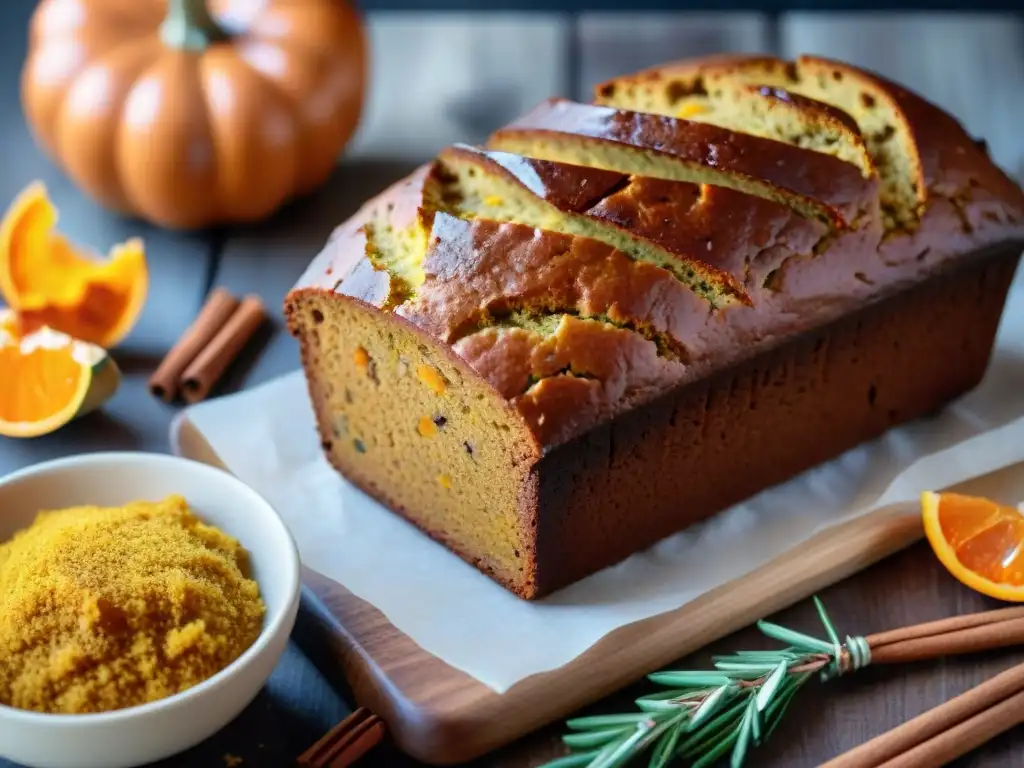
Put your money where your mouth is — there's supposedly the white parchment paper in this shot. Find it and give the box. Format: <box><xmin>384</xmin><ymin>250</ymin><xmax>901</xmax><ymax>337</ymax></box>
<box><xmin>171</xmin><ymin>275</ymin><xmax>1024</xmax><ymax>694</ymax></box>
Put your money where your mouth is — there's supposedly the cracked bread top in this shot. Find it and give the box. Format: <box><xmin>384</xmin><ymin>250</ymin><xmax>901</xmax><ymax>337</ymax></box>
<box><xmin>596</xmin><ymin>54</ymin><xmax>1024</xmax><ymax>234</ymax></box>
<box><xmin>289</xmin><ymin>54</ymin><xmax>1024</xmax><ymax>450</ymax></box>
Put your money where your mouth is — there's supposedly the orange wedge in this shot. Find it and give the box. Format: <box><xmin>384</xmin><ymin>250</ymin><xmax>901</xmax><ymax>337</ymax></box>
<box><xmin>0</xmin><ymin>322</ymin><xmax>121</xmax><ymax>438</ymax></box>
<box><xmin>0</xmin><ymin>182</ymin><xmax>148</xmax><ymax>348</ymax></box>
<box><xmin>0</xmin><ymin>307</ymin><xmax>18</xmax><ymax>337</ymax></box>
<box><xmin>922</xmin><ymin>491</ymin><xmax>1024</xmax><ymax>602</ymax></box>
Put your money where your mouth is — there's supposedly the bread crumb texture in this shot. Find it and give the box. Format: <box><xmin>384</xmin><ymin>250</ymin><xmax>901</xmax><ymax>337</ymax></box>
<box><xmin>292</xmin><ymin>296</ymin><xmax>537</xmax><ymax>595</ymax></box>
<box><xmin>0</xmin><ymin>495</ymin><xmax>264</xmax><ymax>714</ymax></box>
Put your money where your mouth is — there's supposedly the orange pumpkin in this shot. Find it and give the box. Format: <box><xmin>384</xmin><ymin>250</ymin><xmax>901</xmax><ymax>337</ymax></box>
<box><xmin>21</xmin><ymin>0</ymin><xmax>367</xmax><ymax>230</ymax></box>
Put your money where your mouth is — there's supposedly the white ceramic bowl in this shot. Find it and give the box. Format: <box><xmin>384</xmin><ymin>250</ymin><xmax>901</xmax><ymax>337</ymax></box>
<box><xmin>0</xmin><ymin>452</ymin><xmax>301</xmax><ymax>768</ymax></box>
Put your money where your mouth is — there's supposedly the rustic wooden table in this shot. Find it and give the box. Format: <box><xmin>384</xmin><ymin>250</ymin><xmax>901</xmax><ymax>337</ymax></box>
<box><xmin>2</xmin><ymin>3</ymin><xmax>1023</xmax><ymax>765</ymax></box>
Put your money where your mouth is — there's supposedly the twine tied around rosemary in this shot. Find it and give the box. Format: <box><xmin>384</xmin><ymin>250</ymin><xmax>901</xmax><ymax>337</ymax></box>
<box><xmin>541</xmin><ymin>596</ymin><xmax>871</xmax><ymax>768</ymax></box>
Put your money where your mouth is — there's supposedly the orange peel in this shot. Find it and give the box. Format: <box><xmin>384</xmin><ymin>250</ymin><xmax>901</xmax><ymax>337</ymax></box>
<box><xmin>922</xmin><ymin>490</ymin><xmax>1024</xmax><ymax>602</ymax></box>
<box><xmin>0</xmin><ymin>322</ymin><xmax>120</xmax><ymax>438</ymax></box>
<box><xmin>0</xmin><ymin>182</ymin><xmax>148</xmax><ymax>348</ymax></box>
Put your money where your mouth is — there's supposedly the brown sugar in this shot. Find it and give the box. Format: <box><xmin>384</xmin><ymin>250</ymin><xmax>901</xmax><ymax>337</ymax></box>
<box><xmin>0</xmin><ymin>495</ymin><xmax>265</xmax><ymax>714</ymax></box>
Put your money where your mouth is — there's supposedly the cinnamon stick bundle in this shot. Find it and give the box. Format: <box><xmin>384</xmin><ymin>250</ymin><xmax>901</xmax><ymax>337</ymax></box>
<box><xmin>149</xmin><ymin>288</ymin><xmax>239</xmax><ymax>401</ymax></box>
<box><xmin>181</xmin><ymin>295</ymin><xmax>266</xmax><ymax>404</ymax></box>
<box><xmin>824</xmin><ymin>662</ymin><xmax>1024</xmax><ymax>768</ymax></box>
<box><xmin>149</xmin><ymin>289</ymin><xmax>267</xmax><ymax>404</ymax></box>
<box><xmin>297</xmin><ymin>708</ymin><xmax>385</xmax><ymax>768</ymax></box>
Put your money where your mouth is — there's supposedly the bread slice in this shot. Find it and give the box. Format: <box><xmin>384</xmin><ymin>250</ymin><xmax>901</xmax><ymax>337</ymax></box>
<box><xmin>398</xmin><ymin>211</ymin><xmax>710</xmax><ymax>361</ymax></box>
<box><xmin>488</xmin><ymin>98</ymin><xmax>877</xmax><ymax>228</ymax></box>
<box><xmin>432</xmin><ymin>144</ymin><xmax>746</xmax><ymax>306</ymax></box>
<box><xmin>598</xmin><ymin>75</ymin><xmax>875</xmax><ymax>180</ymax></box>
<box><xmin>434</xmin><ymin>144</ymin><xmax>828</xmax><ymax>299</ymax></box>
<box><xmin>596</xmin><ymin>55</ymin><xmax>931</xmax><ymax>232</ymax></box>
<box><xmin>288</xmin><ymin>286</ymin><xmax>546</xmax><ymax>596</ymax></box>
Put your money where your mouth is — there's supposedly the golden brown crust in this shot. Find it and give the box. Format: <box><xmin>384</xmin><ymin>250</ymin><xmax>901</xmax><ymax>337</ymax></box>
<box><xmin>398</xmin><ymin>212</ymin><xmax>709</xmax><ymax>353</ymax></box>
<box><xmin>453</xmin><ymin>318</ymin><xmax>685</xmax><ymax>448</ymax></box>
<box><xmin>491</xmin><ymin>97</ymin><xmax>877</xmax><ymax>227</ymax></box>
<box><xmin>587</xmin><ymin>174</ymin><xmax>828</xmax><ymax>292</ymax></box>
<box><xmin>437</xmin><ymin>143</ymin><xmax>828</xmax><ymax>302</ymax></box>
<box><xmin>601</xmin><ymin>53</ymin><xmax>1024</xmax><ymax>233</ymax></box>
<box><xmin>291</xmin><ymin>56</ymin><xmax>1024</xmax><ymax>453</ymax></box>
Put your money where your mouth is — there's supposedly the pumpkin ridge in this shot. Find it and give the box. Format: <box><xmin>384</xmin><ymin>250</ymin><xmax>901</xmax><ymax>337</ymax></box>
<box><xmin>57</xmin><ymin>37</ymin><xmax>162</xmax><ymax>213</ymax></box>
<box><xmin>237</xmin><ymin>58</ymin><xmax>318</xmax><ymax>194</ymax></box>
<box><xmin>107</xmin><ymin>42</ymin><xmax>163</xmax><ymax>214</ymax></box>
<box><xmin>231</xmin><ymin>47</ymin><xmax>306</xmax><ymax>132</ymax></box>
<box><xmin>197</xmin><ymin>50</ymin><xmax>302</xmax><ymax>221</ymax></box>
<box><xmin>246</xmin><ymin>29</ymin><xmax>339</xmax><ymax>62</ymax></box>
<box><xmin>174</xmin><ymin>52</ymin><xmax>227</xmax><ymax>225</ymax></box>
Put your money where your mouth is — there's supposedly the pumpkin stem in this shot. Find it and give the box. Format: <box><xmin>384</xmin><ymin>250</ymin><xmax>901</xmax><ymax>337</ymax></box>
<box><xmin>160</xmin><ymin>0</ymin><xmax>227</xmax><ymax>50</ymax></box>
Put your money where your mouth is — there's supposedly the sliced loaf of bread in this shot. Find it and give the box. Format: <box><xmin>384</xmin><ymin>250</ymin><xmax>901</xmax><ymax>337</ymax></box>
<box><xmin>287</xmin><ymin>54</ymin><xmax>1024</xmax><ymax>598</ymax></box>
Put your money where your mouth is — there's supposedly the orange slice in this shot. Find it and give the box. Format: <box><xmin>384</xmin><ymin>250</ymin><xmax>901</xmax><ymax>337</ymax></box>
<box><xmin>922</xmin><ymin>491</ymin><xmax>1024</xmax><ymax>602</ymax></box>
<box><xmin>0</xmin><ymin>323</ymin><xmax>121</xmax><ymax>438</ymax></box>
<box><xmin>0</xmin><ymin>182</ymin><xmax>148</xmax><ymax>348</ymax></box>
<box><xmin>0</xmin><ymin>308</ymin><xmax>18</xmax><ymax>337</ymax></box>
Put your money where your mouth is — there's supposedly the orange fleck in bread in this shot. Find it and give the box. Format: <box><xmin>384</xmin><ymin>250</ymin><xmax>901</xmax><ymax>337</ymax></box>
<box><xmin>286</xmin><ymin>54</ymin><xmax>1024</xmax><ymax>599</ymax></box>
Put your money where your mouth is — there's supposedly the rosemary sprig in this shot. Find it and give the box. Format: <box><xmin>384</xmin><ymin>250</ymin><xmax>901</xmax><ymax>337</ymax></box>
<box><xmin>540</xmin><ymin>596</ymin><xmax>860</xmax><ymax>768</ymax></box>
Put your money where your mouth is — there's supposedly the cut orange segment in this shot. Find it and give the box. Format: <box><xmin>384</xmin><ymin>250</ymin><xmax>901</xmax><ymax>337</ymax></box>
<box><xmin>0</xmin><ymin>324</ymin><xmax>121</xmax><ymax>438</ymax></box>
<box><xmin>922</xmin><ymin>491</ymin><xmax>1024</xmax><ymax>602</ymax></box>
<box><xmin>0</xmin><ymin>182</ymin><xmax>148</xmax><ymax>348</ymax></box>
<box><xmin>0</xmin><ymin>308</ymin><xmax>18</xmax><ymax>337</ymax></box>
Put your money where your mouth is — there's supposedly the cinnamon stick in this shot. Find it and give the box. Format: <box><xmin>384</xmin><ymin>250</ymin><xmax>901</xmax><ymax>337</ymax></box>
<box><xmin>180</xmin><ymin>295</ymin><xmax>266</xmax><ymax>404</ymax></box>
<box><xmin>869</xmin><ymin>616</ymin><xmax>1024</xmax><ymax>666</ymax></box>
<box><xmin>297</xmin><ymin>707</ymin><xmax>386</xmax><ymax>768</ymax></box>
<box><xmin>866</xmin><ymin>606</ymin><xmax>1024</xmax><ymax>649</ymax></box>
<box><xmin>148</xmin><ymin>288</ymin><xmax>239</xmax><ymax>402</ymax></box>
<box><xmin>878</xmin><ymin>689</ymin><xmax>1024</xmax><ymax>768</ymax></box>
<box><xmin>821</xmin><ymin>662</ymin><xmax>1024</xmax><ymax>768</ymax></box>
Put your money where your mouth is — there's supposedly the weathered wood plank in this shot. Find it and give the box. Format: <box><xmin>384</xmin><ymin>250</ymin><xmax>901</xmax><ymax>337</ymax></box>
<box><xmin>0</xmin><ymin>0</ymin><xmax>213</xmax><ymax>473</ymax></box>
<box><xmin>781</xmin><ymin>13</ymin><xmax>1024</xmax><ymax>178</ymax></box>
<box><xmin>348</xmin><ymin>13</ymin><xmax>569</xmax><ymax>160</ymax></box>
<box><xmin>577</xmin><ymin>13</ymin><xmax>775</xmax><ymax>99</ymax></box>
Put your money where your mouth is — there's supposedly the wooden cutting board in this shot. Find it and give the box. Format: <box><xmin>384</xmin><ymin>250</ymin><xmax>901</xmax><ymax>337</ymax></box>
<box><xmin>175</xmin><ymin>416</ymin><xmax>1019</xmax><ymax>765</ymax></box>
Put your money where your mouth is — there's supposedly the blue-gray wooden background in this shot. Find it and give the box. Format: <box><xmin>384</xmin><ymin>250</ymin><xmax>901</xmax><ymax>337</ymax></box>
<box><xmin>347</xmin><ymin>11</ymin><xmax>1024</xmax><ymax>177</ymax></box>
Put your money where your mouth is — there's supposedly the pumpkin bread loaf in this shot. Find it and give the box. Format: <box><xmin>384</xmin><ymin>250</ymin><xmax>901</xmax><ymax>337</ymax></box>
<box><xmin>286</xmin><ymin>55</ymin><xmax>1024</xmax><ymax>600</ymax></box>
